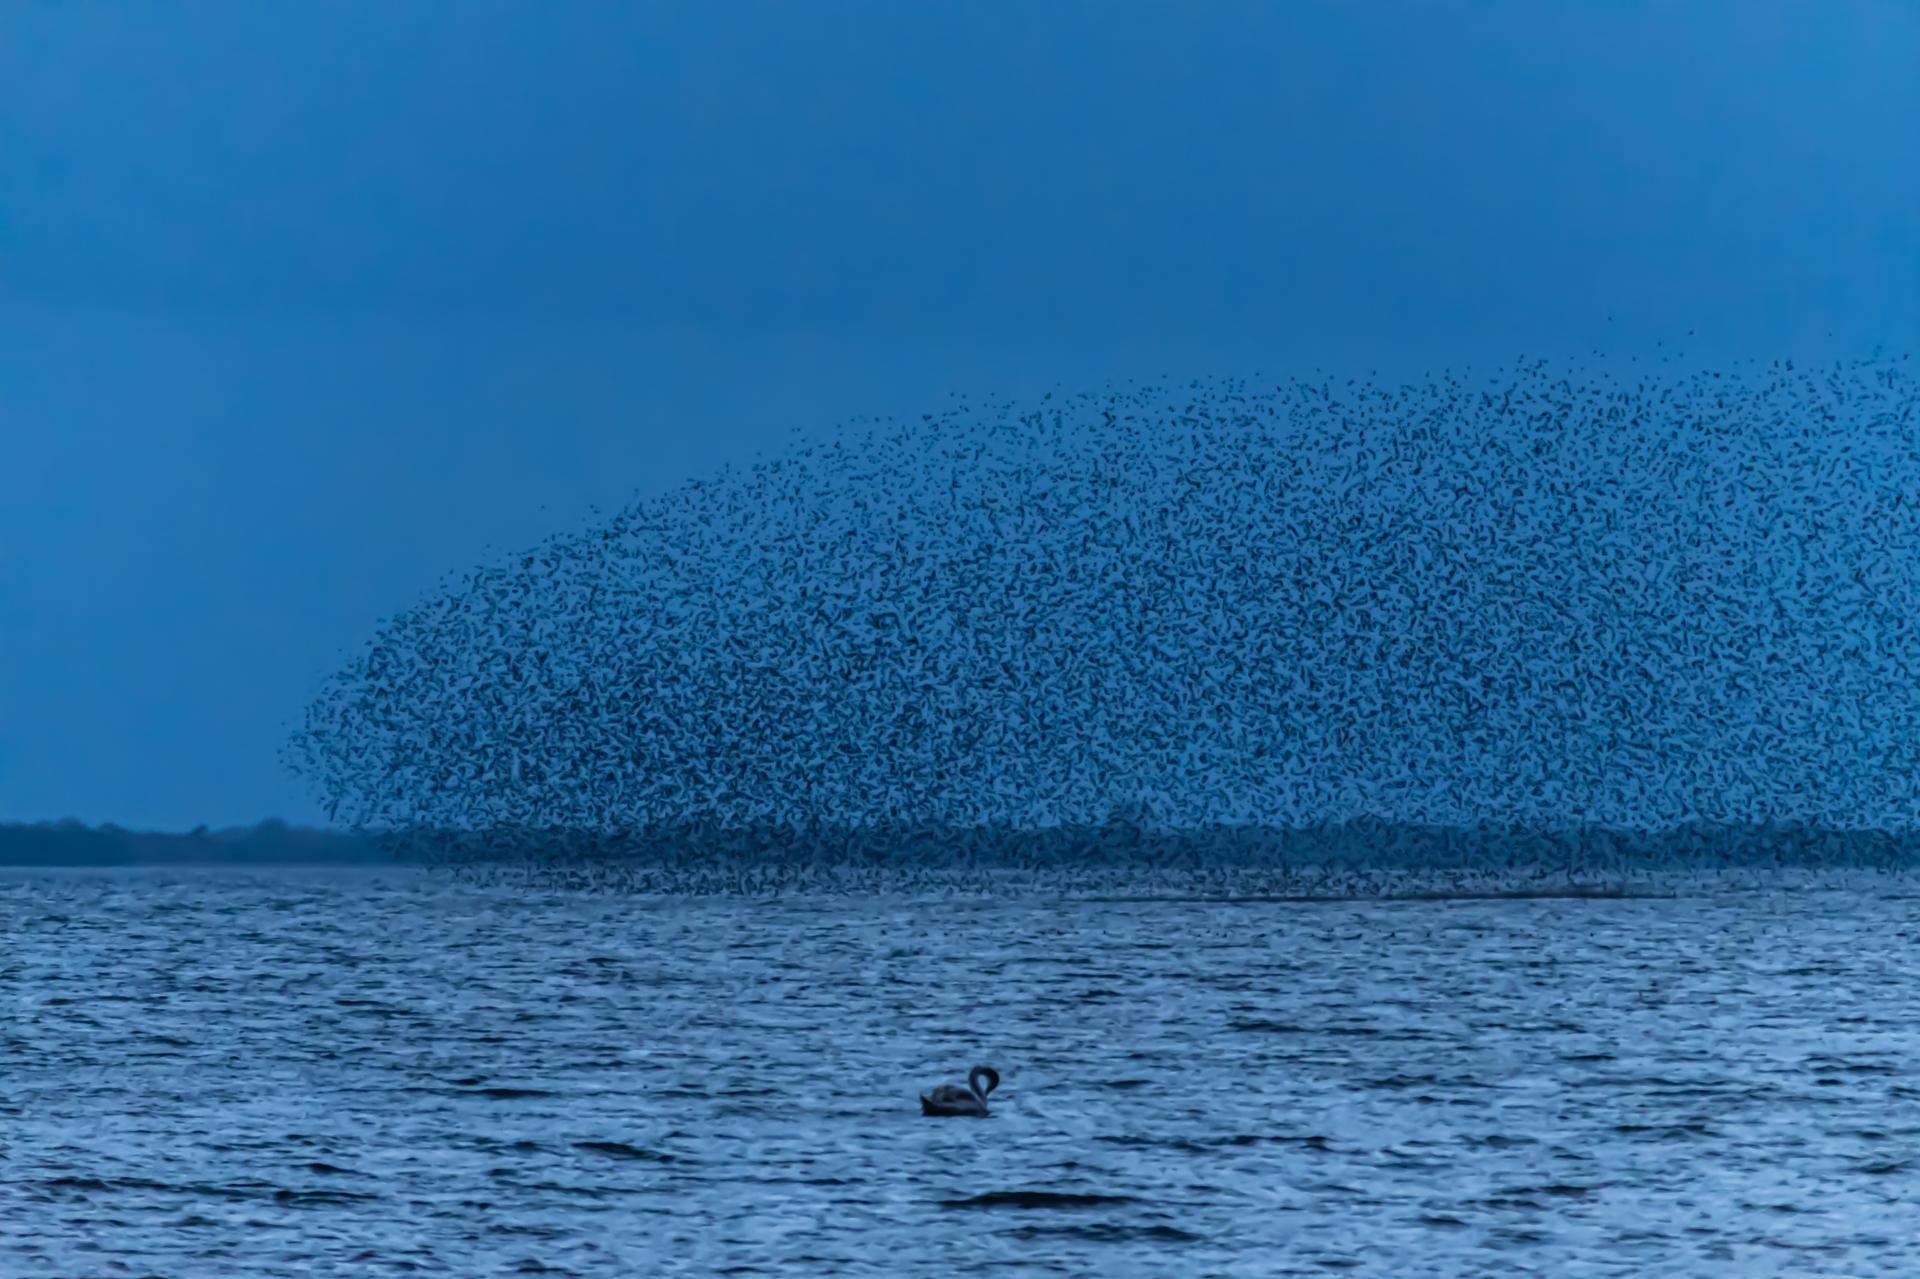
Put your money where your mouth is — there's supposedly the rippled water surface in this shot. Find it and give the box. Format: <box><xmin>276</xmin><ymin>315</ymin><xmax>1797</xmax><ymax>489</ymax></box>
<box><xmin>6</xmin><ymin>868</ymin><xmax>1920</xmax><ymax>1276</ymax></box>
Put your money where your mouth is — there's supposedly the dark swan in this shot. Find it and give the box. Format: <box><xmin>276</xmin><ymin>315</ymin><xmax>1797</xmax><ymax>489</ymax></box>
<box><xmin>921</xmin><ymin>1065</ymin><xmax>1000</xmax><ymax>1117</ymax></box>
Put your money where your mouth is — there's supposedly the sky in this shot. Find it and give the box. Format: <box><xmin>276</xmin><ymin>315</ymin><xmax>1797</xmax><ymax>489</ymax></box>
<box><xmin>1</xmin><ymin>1</ymin><xmax>1915</xmax><ymax>830</ymax></box>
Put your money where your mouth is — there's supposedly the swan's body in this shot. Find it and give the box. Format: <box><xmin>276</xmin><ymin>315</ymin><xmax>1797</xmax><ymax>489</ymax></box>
<box><xmin>921</xmin><ymin>1065</ymin><xmax>999</xmax><ymax>1117</ymax></box>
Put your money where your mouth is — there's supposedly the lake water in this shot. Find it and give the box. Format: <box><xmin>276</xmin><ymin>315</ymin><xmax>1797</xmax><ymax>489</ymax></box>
<box><xmin>6</xmin><ymin>867</ymin><xmax>1920</xmax><ymax>1276</ymax></box>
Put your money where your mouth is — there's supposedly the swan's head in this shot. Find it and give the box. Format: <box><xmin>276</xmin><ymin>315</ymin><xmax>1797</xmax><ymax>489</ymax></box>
<box><xmin>969</xmin><ymin>1065</ymin><xmax>1001</xmax><ymax>1098</ymax></box>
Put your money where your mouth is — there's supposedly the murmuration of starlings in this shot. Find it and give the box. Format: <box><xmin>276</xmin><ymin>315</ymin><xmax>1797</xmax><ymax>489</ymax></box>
<box><xmin>285</xmin><ymin>355</ymin><xmax>1920</xmax><ymax>890</ymax></box>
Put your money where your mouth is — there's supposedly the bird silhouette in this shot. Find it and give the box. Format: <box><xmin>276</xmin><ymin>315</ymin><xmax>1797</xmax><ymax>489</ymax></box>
<box><xmin>921</xmin><ymin>1066</ymin><xmax>1000</xmax><ymax>1117</ymax></box>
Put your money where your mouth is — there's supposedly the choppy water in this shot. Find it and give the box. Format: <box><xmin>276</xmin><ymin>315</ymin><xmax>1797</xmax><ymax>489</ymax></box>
<box><xmin>6</xmin><ymin>868</ymin><xmax>1920</xmax><ymax>1276</ymax></box>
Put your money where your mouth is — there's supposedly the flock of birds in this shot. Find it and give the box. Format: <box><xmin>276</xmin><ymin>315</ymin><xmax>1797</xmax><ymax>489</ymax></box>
<box><xmin>286</xmin><ymin>354</ymin><xmax>1920</xmax><ymax>894</ymax></box>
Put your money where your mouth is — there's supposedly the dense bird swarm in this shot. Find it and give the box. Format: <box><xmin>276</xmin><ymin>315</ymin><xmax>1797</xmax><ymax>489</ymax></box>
<box><xmin>288</xmin><ymin>356</ymin><xmax>1920</xmax><ymax>893</ymax></box>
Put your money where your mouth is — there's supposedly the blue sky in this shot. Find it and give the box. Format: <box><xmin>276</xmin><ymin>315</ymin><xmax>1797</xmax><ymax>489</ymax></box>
<box><xmin>2</xmin><ymin>1</ymin><xmax>1915</xmax><ymax>829</ymax></box>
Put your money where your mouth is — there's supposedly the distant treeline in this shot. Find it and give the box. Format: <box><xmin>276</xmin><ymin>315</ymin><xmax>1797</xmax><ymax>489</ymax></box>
<box><xmin>0</xmin><ymin>819</ymin><xmax>386</xmax><ymax>866</ymax></box>
<box><xmin>7</xmin><ymin>818</ymin><xmax>1917</xmax><ymax>879</ymax></box>
<box><xmin>351</xmin><ymin>819</ymin><xmax>1920</xmax><ymax>896</ymax></box>
<box><xmin>369</xmin><ymin>818</ymin><xmax>1920</xmax><ymax>870</ymax></box>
